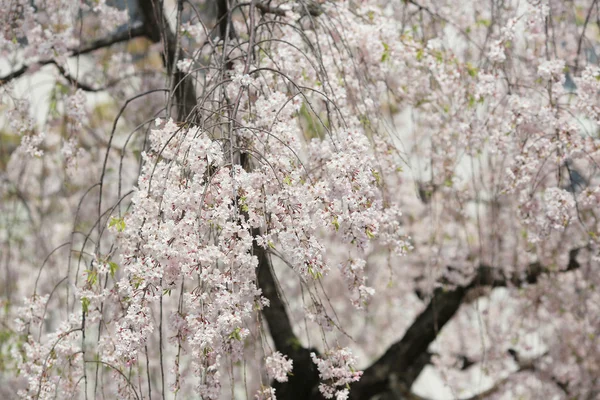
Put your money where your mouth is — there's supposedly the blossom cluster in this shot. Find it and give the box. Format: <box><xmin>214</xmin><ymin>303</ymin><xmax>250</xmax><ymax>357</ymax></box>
<box><xmin>265</xmin><ymin>352</ymin><xmax>293</xmax><ymax>383</ymax></box>
<box><xmin>311</xmin><ymin>348</ymin><xmax>362</xmax><ymax>399</ymax></box>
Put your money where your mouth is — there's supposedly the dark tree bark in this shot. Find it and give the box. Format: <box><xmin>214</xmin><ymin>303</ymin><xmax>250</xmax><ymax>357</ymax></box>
<box><xmin>139</xmin><ymin>0</ymin><xmax>197</xmax><ymax>121</ymax></box>
<box><xmin>253</xmin><ymin>227</ymin><xmax>323</xmax><ymax>399</ymax></box>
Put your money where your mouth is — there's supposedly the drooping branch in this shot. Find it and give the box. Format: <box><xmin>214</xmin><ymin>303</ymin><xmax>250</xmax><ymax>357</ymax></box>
<box><xmin>350</xmin><ymin>248</ymin><xmax>584</xmax><ymax>399</ymax></box>
<box><xmin>222</xmin><ymin>2</ymin><xmax>320</xmax><ymax>394</ymax></box>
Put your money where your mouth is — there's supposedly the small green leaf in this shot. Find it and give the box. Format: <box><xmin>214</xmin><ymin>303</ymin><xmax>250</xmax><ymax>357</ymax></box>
<box><xmin>466</xmin><ymin>62</ymin><xmax>478</xmax><ymax>77</ymax></box>
<box><xmin>332</xmin><ymin>216</ymin><xmax>340</xmax><ymax>231</ymax></box>
<box><xmin>108</xmin><ymin>262</ymin><xmax>118</xmax><ymax>278</ymax></box>
<box><xmin>86</xmin><ymin>269</ymin><xmax>98</xmax><ymax>285</ymax></box>
<box><xmin>307</xmin><ymin>266</ymin><xmax>323</xmax><ymax>280</ymax></box>
<box><xmin>359</xmin><ymin>115</ymin><xmax>368</xmax><ymax>126</ymax></box>
<box><xmin>108</xmin><ymin>217</ymin><xmax>126</xmax><ymax>232</ymax></box>
<box><xmin>416</xmin><ymin>48</ymin><xmax>424</xmax><ymax>61</ymax></box>
<box><xmin>381</xmin><ymin>42</ymin><xmax>390</xmax><ymax>63</ymax></box>
<box><xmin>476</xmin><ymin>18</ymin><xmax>491</xmax><ymax>27</ymax></box>
<box><xmin>132</xmin><ymin>276</ymin><xmax>143</xmax><ymax>290</ymax></box>
<box><xmin>468</xmin><ymin>94</ymin><xmax>476</xmax><ymax>108</ymax></box>
<box><xmin>287</xmin><ymin>337</ymin><xmax>302</xmax><ymax>350</ymax></box>
<box><xmin>372</xmin><ymin>169</ymin><xmax>382</xmax><ymax>186</ymax></box>
<box><xmin>81</xmin><ymin>297</ymin><xmax>90</xmax><ymax>314</ymax></box>
<box><xmin>228</xmin><ymin>327</ymin><xmax>242</xmax><ymax>341</ymax></box>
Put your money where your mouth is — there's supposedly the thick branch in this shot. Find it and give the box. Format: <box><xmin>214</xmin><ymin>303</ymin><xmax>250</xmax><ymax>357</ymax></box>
<box><xmin>254</xmin><ymin>233</ymin><xmax>298</xmax><ymax>353</ymax></box>
<box><xmin>54</xmin><ymin>63</ymin><xmax>102</xmax><ymax>92</ymax></box>
<box><xmin>351</xmin><ymin>248</ymin><xmax>583</xmax><ymax>399</ymax></box>
<box><xmin>217</xmin><ymin>0</ymin><xmax>232</xmax><ymax>40</ymax></box>
<box><xmin>351</xmin><ymin>285</ymin><xmax>468</xmax><ymax>399</ymax></box>
<box><xmin>254</xmin><ymin>231</ymin><xmax>321</xmax><ymax>399</ymax></box>
<box><xmin>139</xmin><ymin>0</ymin><xmax>197</xmax><ymax>121</ymax></box>
<box><xmin>0</xmin><ymin>25</ymin><xmax>146</xmax><ymax>87</ymax></box>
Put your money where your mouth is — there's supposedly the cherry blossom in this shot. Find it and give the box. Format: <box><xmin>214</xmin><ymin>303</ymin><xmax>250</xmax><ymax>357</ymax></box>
<box><xmin>1</xmin><ymin>0</ymin><xmax>600</xmax><ymax>399</ymax></box>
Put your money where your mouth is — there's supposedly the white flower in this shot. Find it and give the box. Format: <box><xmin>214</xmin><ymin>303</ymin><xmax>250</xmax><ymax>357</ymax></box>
<box><xmin>487</xmin><ymin>40</ymin><xmax>506</xmax><ymax>63</ymax></box>
<box><xmin>266</xmin><ymin>352</ymin><xmax>293</xmax><ymax>382</ymax></box>
<box><xmin>232</xmin><ymin>73</ymin><xmax>253</xmax><ymax>87</ymax></box>
<box><xmin>177</xmin><ymin>58</ymin><xmax>194</xmax><ymax>73</ymax></box>
<box><xmin>311</xmin><ymin>348</ymin><xmax>362</xmax><ymax>399</ymax></box>
<box><xmin>537</xmin><ymin>59</ymin><xmax>565</xmax><ymax>81</ymax></box>
<box><xmin>255</xmin><ymin>387</ymin><xmax>277</xmax><ymax>400</ymax></box>
<box><xmin>544</xmin><ymin>187</ymin><xmax>575</xmax><ymax>231</ymax></box>
<box><xmin>18</xmin><ymin>132</ymin><xmax>45</xmax><ymax>157</ymax></box>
